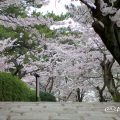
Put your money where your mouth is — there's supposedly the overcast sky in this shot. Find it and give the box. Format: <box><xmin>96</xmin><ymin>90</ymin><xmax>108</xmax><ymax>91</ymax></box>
<box><xmin>30</xmin><ymin>0</ymin><xmax>80</xmax><ymax>15</ymax></box>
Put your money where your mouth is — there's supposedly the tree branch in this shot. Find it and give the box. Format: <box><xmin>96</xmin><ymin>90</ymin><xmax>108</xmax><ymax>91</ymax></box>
<box><xmin>79</xmin><ymin>0</ymin><xmax>95</xmax><ymax>11</ymax></box>
<box><xmin>66</xmin><ymin>90</ymin><xmax>74</xmax><ymax>101</ymax></box>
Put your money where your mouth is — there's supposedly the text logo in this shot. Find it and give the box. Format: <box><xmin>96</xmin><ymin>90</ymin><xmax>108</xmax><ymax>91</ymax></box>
<box><xmin>105</xmin><ymin>106</ymin><xmax>120</xmax><ymax>112</ymax></box>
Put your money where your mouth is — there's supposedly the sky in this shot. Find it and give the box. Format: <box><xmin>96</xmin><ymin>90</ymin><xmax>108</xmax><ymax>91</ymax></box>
<box><xmin>29</xmin><ymin>0</ymin><xmax>80</xmax><ymax>15</ymax></box>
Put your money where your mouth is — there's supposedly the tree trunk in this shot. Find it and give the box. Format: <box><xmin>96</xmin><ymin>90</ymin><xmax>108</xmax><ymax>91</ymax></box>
<box><xmin>96</xmin><ymin>85</ymin><xmax>106</xmax><ymax>102</ymax></box>
<box><xmin>49</xmin><ymin>77</ymin><xmax>54</xmax><ymax>93</ymax></box>
<box><xmin>76</xmin><ymin>88</ymin><xmax>85</xmax><ymax>102</ymax></box>
<box><xmin>93</xmin><ymin>21</ymin><xmax>120</xmax><ymax>65</ymax></box>
<box><xmin>101</xmin><ymin>56</ymin><xmax>120</xmax><ymax>102</ymax></box>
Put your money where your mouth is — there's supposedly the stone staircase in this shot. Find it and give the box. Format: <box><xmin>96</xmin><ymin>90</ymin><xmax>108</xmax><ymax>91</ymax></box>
<box><xmin>0</xmin><ymin>102</ymin><xmax>120</xmax><ymax>120</ymax></box>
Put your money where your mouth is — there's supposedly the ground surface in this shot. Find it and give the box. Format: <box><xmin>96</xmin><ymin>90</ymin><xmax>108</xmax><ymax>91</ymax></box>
<box><xmin>0</xmin><ymin>102</ymin><xmax>120</xmax><ymax>120</ymax></box>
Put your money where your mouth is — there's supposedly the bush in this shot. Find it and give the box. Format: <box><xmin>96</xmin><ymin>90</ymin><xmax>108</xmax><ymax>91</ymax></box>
<box><xmin>0</xmin><ymin>72</ymin><xmax>34</xmax><ymax>101</ymax></box>
<box><xmin>40</xmin><ymin>92</ymin><xmax>56</xmax><ymax>102</ymax></box>
<box><xmin>0</xmin><ymin>72</ymin><xmax>56</xmax><ymax>102</ymax></box>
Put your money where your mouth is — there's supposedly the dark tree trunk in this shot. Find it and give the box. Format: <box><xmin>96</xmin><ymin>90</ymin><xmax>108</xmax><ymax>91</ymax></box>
<box><xmin>92</xmin><ymin>21</ymin><xmax>120</xmax><ymax>65</ymax></box>
<box><xmin>49</xmin><ymin>77</ymin><xmax>54</xmax><ymax>93</ymax></box>
<box><xmin>45</xmin><ymin>76</ymin><xmax>55</xmax><ymax>93</ymax></box>
<box><xmin>96</xmin><ymin>85</ymin><xmax>107</xmax><ymax>102</ymax></box>
<box><xmin>76</xmin><ymin>88</ymin><xmax>85</xmax><ymax>102</ymax></box>
<box><xmin>101</xmin><ymin>56</ymin><xmax>120</xmax><ymax>102</ymax></box>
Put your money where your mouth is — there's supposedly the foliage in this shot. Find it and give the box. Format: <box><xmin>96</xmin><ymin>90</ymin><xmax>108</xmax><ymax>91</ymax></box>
<box><xmin>0</xmin><ymin>25</ymin><xmax>17</xmax><ymax>39</ymax></box>
<box><xmin>0</xmin><ymin>4</ymin><xmax>27</xmax><ymax>18</ymax></box>
<box><xmin>0</xmin><ymin>72</ymin><xmax>34</xmax><ymax>101</ymax></box>
<box><xmin>0</xmin><ymin>72</ymin><xmax>56</xmax><ymax>102</ymax></box>
<box><xmin>44</xmin><ymin>12</ymin><xmax>70</xmax><ymax>21</ymax></box>
<box><xmin>0</xmin><ymin>25</ymin><xmax>42</xmax><ymax>78</ymax></box>
<box><xmin>32</xmin><ymin>11</ymin><xmax>70</xmax><ymax>21</ymax></box>
<box><xmin>35</xmin><ymin>24</ymin><xmax>56</xmax><ymax>38</ymax></box>
<box><xmin>1</xmin><ymin>25</ymin><xmax>40</xmax><ymax>57</ymax></box>
<box><xmin>28</xmin><ymin>90</ymin><xmax>36</xmax><ymax>101</ymax></box>
<box><xmin>56</xmin><ymin>27</ymin><xmax>82</xmax><ymax>37</ymax></box>
<box><xmin>56</xmin><ymin>27</ymin><xmax>71</xmax><ymax>36</ymax></box>
<box><xmin>40</xmin><ymin>55</ymin><xmax>49</xmax><ymax>62</ymax></box>
<box><xmin>32</xmin><ymin>11</ymin><xmax>43</xmax><ymax>17</ymax></box>
<box><xmin>6</xmin><ymin>26</ymin><xmax>37</xmax><ymax>56</ymax></box>
<box><xmin>60</xmin><ymin>38</ymin><xmax>76</xmax><ymax>45</ymax></box>
<box><xmin>27</xmin><ymin>85</ymin><xmax>56</xmax><ymax>102</ymax></box>
<box><xmin>40</xmin><ymin>92</ymin><xmax>56</xmax><ymax>102</ymax></box>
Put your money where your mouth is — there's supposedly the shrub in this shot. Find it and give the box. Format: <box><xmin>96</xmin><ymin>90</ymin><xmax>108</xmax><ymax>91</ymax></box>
<box><xmin>0</xmin><ymin>72</ymin><xmax>34</xmax><ymax>101</ymax></box>
<box><xmin>0</xmin><ymin>72</ymin><xmax>56</xmax><ymax>102</ymax></box>
<box><xmin>40</xmin><ymin>92</ymin><xmax>56</xmax><ymax>102</ymax></box>
<box><xmin>28</xmin><ymin>90</ymin><xmax>36</xmax><ymax>101</ymax></box>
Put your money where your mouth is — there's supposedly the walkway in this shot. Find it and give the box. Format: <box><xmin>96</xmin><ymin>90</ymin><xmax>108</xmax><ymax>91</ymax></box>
<box><xmin>0</xmin><ymin>102</ymin><xmax>120</xmax><ymax>120</ymax></box>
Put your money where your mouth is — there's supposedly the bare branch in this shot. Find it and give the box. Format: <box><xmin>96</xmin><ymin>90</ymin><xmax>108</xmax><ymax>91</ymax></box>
<box><xmin>82</xmin><ymin>75</ymin><xmax>102</xmax><ymax>79</ymax></box>
<box><xmin>66</xmin><ymin>90</ymin><xmax>74</xmax><ymax>101</ymax></box>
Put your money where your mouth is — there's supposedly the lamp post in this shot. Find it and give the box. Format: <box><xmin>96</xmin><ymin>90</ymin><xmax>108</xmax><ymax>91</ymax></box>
<box><xmin>34</xmin><ymin>73</ymin><xmax>40</xmax><ymax>101</ymax></box>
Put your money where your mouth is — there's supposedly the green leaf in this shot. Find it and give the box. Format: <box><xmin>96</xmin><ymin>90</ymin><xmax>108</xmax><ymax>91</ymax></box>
<box><xmin>34</xmin><ymin>24</ymin><xmax>56</xmax><ymax>38</ymax></box>
<box><xmin>1</xmin><ymin>4</ymin><xmax>27</xmax><ymax>18</ymax></box>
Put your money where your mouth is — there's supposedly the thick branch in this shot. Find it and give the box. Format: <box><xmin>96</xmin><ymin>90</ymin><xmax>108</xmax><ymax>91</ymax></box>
<box><xmin>92</xmin><ymin>21</ymin><xmax>105</xmax><ymax>40</ymax></box>
<box><xmin>79</xmin><ymin>0</ymin><xmax>95</xmax><ymax>11</ymax></box>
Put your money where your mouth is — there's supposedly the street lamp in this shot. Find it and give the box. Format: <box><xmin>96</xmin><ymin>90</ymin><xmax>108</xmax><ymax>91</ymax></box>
<box><xmin>34</xmin><ymin>73</ymin><xmax>40</xmax><ymax>101</ymax></box>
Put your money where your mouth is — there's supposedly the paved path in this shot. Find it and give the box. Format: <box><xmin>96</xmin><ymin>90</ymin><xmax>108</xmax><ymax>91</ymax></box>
<box><xmin>0</xmin><ymin>102</ymin><xmax>120</xmax><ymax>120</ymax></box>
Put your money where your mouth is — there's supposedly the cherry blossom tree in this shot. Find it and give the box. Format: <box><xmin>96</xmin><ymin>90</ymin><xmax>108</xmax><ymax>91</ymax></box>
<box><xmin>0</xmin><ymin>0</ymin><xmax>53</xmax><ymax>78</ymax></box>
<box><xmin>66</xmin><ymin>1</ymin><xmax>120</xmax><ymax>101</ymax></box>
<box><xmin>78</xmin><ymin>0</ymin><xmax>120</xmax><ymax>65</ymax></box>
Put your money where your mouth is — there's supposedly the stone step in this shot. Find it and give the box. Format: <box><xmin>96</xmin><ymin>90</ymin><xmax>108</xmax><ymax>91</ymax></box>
<box><xmin>0</xmin><ymin>102</ymin><xmax>119</xmax><ymax>120</ymax></box>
